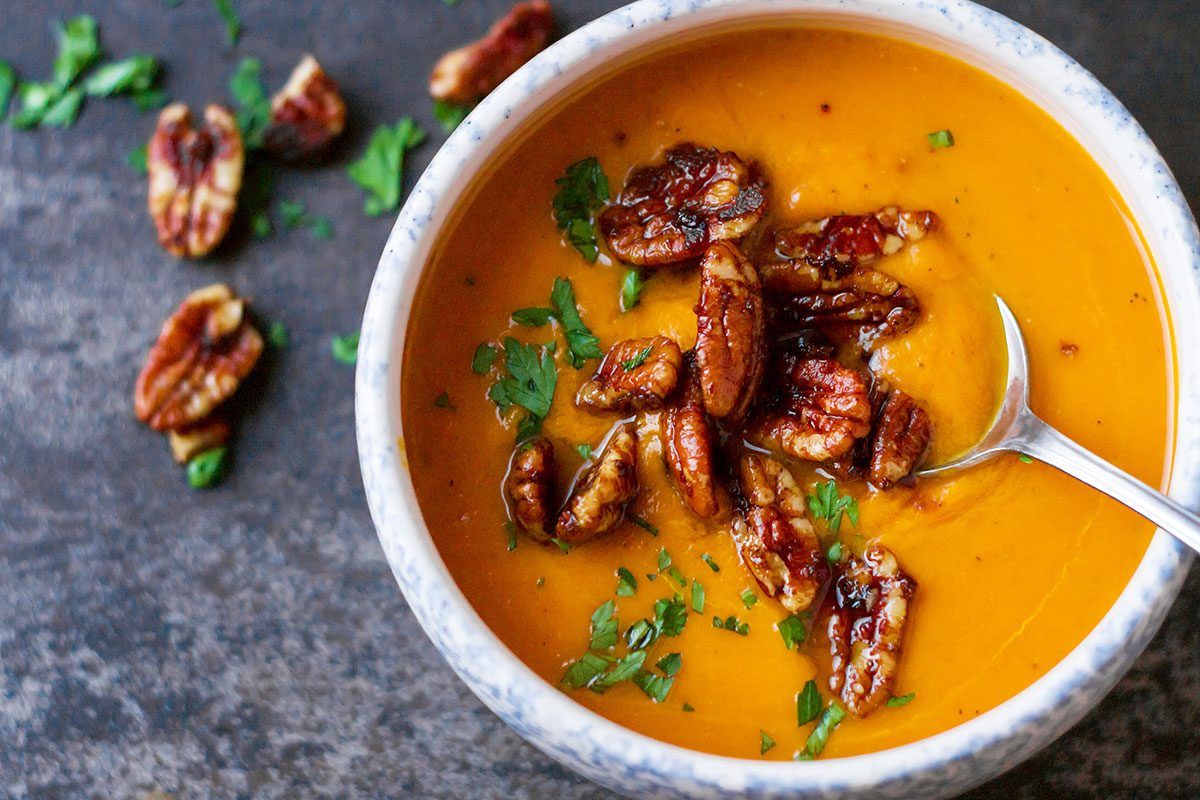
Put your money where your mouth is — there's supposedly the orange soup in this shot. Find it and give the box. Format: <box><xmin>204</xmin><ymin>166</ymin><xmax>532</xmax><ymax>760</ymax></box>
<box><xmin>401</xmin><ymin>26</ymin><xmax>1172</xmax><ymax>759</ymax></box>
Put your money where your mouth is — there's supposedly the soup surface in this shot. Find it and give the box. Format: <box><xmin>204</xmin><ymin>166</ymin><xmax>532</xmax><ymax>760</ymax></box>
<box><xmin>402</xmin><ymin>26</ymin><xmax>1172</xmax><ymax>759</ymax></box>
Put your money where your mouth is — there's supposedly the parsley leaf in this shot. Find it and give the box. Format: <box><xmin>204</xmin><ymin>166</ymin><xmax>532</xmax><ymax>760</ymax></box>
<box><xmin>700</xmin><ymin>553</ymin><xmax>720</xmax><ymax>573</ymax></box>
<box><xmin>615</xmin><ymin>567</ymin><xmax>638</xmax><ymax>597</ymax></box>
<box><xmin>52</xmin><ymin>15</ymin><xmax>99</xmax><ymax>90</ymax></box>
<box><xmin>927</xmin><ymin>129</ymin><xmax>955</xmax><ymax>149</ymax></box>
<box><xmin>126</xmin><ymin>143</ymin><xmax>148</xmax><ymax>176</ymax></box>
<box><xmin>593</xmin><ymin>650</ymin><xmax>647</xmax><ymax>691</ymax></box>
<box><xmin>740</xmin><ymin>588</ymin><xmax>758</xmax><ymax>609</ymax></box>
<box><xmin>496</xmin><ymin>337</ymin><xmax>557</xmax><ymax>418</ymax></box>
<box><xmin>690</xmin><ymin>579</ymin><xmax>705</xmax><ymax>613</ymax></box>
<box><xmin>433</xmin><ymin>99</ymin><xmax>472</xmax><ymax>133</ymax></box>
<box><xmin>589</xmin><ymin>600</ymin><xmax>618</xmax><ymax>652</ymax></box>
<box><xmin>797</xmin><ymin>679</ymin><xmax>822</xmax><ymax>725</ymax></box>
<box><xmin>552</xmin><ymin>156</ymin><xmax>609</xmax><ymax>262</ymax></box>
<box><xmin>887</xmin><ymin>692</ymin><xmax>916</xmax><ymax>708</ymax></box>
<box><xmin>657</xmin><ymin>548</ymin><xmax>672</xmax><ymax>572</ymax></box>
<box><xmin>575</xmin><ymin>443</ymin><xmax>593</xmax><ymax>460</ymax></box>
<box><xmin>713</xmin><ymin>615</ymin><xmax>750</xmax><ymax>635</ymax></box>
<box><xmin>806</xmin><ymin>479</ymin><xmax>858</xmax><ymax>533</ymax></box>
<box><xmin>632</xmin><ymin>668</ymin><xmax>674</xmax><ymax>703</ymax></box>
<box><xmin>471</xmin><ymin>343</ymin><xmax>497</xmax><ymax>374</ymax></box>
<box><xmin>511</xmin><ymin>307</ymin><xmax>553</xmax><ymax>327</ymax></box>
<box><xmin>777</xmin><ymin>614</ymin><xmax>808</xmax><ymax>650</ymax></box>
<box><xmin>348</xmin><ymin>117</ymin><xmax>427</xmax><ymax>216</ymax></box>
<box><xmin>433</xmin><ymin>391</ymin><xmax>455</xmax><ymax>410</ymax></box>
<box><xmin>628</xmin><ymin>514</ymin><xmax>658</xmax><ymax>536</ymax></box>
<box><xmin>39</xmin><ymin>88</ymin><xmax>84</xmax><ymax>128</ymax></box>
<box><xmin>0</xmin><ymin>62</ymin><xmax>15</xmax><ymax>117</ymax></box>
<box><xmin>132</xmin><ymin>88</ymin><xmax>167</xmax><ymax>111</ymax></box>
<box><xmin>795</xmin><ymin>701</ymin><xmax>846</xmax><ymax>760</ymax></box>
<box><xmin>213</xmin><ymin>0</ymin><xmax>241</xmax><ymax>45</ymax></box>
<box><xmin>504</xmin><ymin>521</ymin><xmax>518</xmax><ymax>552</ymax></box>
<box><xmin>228</xmin><ymin>58</ymin><xmax>270</xmax><ymax>148</ymax></box>
<box><xmin>682</xmin><ymin>702</ymin><xmax>695</xmax><ymax>712</ymax></box>
<box><xmin>83</xmin><ymin>54</ymin><xmax>158</xmax><ymax>97</ymax></box>
<box><xmin>278</xmin><ymin>200</ymin><xmax>335</xmax><ymax>239</ymax></box>
<box><xmin>331</xmin><ymin>332</ymin><xmax>360</xmax><ymax>366</ymax></box>
<box><xmin>826</xmin><ymin>541</ymin><xmax>843</xmax><ymax>562</ymax></box>
<box><xmin>760</xmin><ymin>730</ymin><xmax>776</xmax><ymax>755</ymax></box>
<box><xmin>550</xmin><ymin>277</ymin><xmax>603</xmax><ymax>368</ymax></box>
<box><xmin>551</xmin><ymin>536</ymin><xmax>572</xmax><ymax>553</ymax></box>
<box><xmin>1018</xmin><ymin>453</ymin><xmax>1034</xmax><ymax>464</ymax></box>
<box><xmin>621</xmin><ymin>345</ymin><xmax>653</xmax><ymax>371</ymax></box>
<box><xmin>561</xmin><ymin>652</ymin><xmax>609</xmax><ymax>689</ymax></box>
<box><xmin>653</xmin><ymin>596</ymin><xmax>688</xmax><ymax>637</ymax></box>
<box><xmin>266</xmin><ymin>321</ymin><xmax>288</xmax><ymax>348</ymax></box>
<box><xmin>655</xmin><ymin>652</ymin><xmax>682</xmax><ymax>677</ymax></box>
<box><xmin>620</xmin><ymin>269</ymin><xmax>645</xmax><ymax>312</ymax></box>
<box><xmin>186</xmin><ymin>446</ymin><xmax>226</xmax><ymax>489</ymax></box>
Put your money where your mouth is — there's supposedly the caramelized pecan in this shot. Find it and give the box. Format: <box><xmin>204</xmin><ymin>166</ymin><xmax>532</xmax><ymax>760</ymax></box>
<box><xmin>773</xmin><ymin>206</ymin><xmax>937</xmax><ymax>268</ymax></box>
<box><xmin>766</xmin><ymin>266</ymin><xmax>920</xmax><ymax>347</ymax></box>
<box><xmin>263</xmin><ymin>55</ymin><xmax>347</xmax><ymax>162</ymax></box>
<box><xmin>867</xmin><ymin>390</ymin><xmax>932</xmax><ymax>489</ymax></box>
<box><xmin>661</xmin><ymin>351</ymin><xmax>720</xmax><ymax>518</ymax></box>
<box><xmin>599</xmin><ymin>143</ymin><xmax>767</xmax><ymax>267</ymax></box>
<box><xmin>556</xmin><ymin>422</ymin><xmax>638</xmax><ymax>543</ymax></box>
<box><xmin>429</xmin><ymin>0</ymin><xmax>555</xmax><ymax>105</ymax></box>
<box><xmin>504</xmin><ymin>437</ymin><xmax>556</xmax><ymax>541</ymax></box>
<box><xmin>134</xmin><ymin>284</ymin><xmax>264</xmax><ymax>432</ymax></box>
<box><xmin>827</xmin><ymin>546</ymin><xmax>916</xmax><ymax>716</ymax></box>
<box><xmin>695</xmin><ymin>242</ymin><xmax>765</xmax><ymax>421</ymax></box>
<box><xmin>731</xmin><ymin>453</ymin><xmax>828</xmax><ymax>614</ymax></box>
<box><xmin>147</xmin><ymin>104</ymin><xmax>244</xmax><ymax>258</ymax></box>
<box><xmin>575</xmin><ymin>336</ymin><xmax>682</xmax><ymax>412</ymax></box>
<box><xmin>746</xmin><ymin>359</ymin><xmax>871</xmax><ymax>462</ymax></box>
<box><xmin>168</xmin><ymin>417</ymin><xmax>231</xmax><ymax>464</ymax></box>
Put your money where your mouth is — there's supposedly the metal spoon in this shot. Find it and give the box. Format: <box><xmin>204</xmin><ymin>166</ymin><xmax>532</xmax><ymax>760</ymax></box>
<box><xmin>917</xmin><ymin>296</ymin><xmax>1200</xmax><ymax>554</ymax></box>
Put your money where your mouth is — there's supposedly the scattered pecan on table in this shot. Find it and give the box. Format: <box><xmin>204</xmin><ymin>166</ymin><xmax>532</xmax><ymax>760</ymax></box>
<box><xmin>147</xmin><ymin>104</ymin><xmax>245</xmax><ymax>258</ymax></box>
<box><xmin>827</xmin><ymin>546</ymin><xmax>917</xmax><ymax>716</ymax></box>
<box><xmin>575</xmin><ymin>336</ymin><xmax>682</xmax><ymax>413</ymax></box>
<box><xmin>134</xmin><ymin>284</ymin><xmax>263</xmax><ymax>432</ymax></box>
<box><xmin>746</xmin><ymin>357</ymin><xmax>872</xmax><ymax>462</ymax></box>
<box><xmin>661</xmin><ymin>350</ymin><xmax>722</xmax><ymax>518</ymax></box>
<box><xmin>599</xmin><ymin>143</ymin><xmax>768</xmax><ymax>267</ymax></box>
<box><xmin>732</xmin><ymin>452</ymin><xmax>830</xmax><ymax>614</ymax></box>
<box><xmin>263</xmin><ymin>54</ymin><xmax>347</xmax><ymax>162</ymax></box>
<box><xmin>556</xmin><ymin>421</ymin><xmax>639</xmax><ymax>543</ymax></box>
<box><xmin>429</xmin><ymin>0</ymin><xmax>555</xmax><ymax>106</ymax></box>
<box><xmin>773</xmin><ymin>206</ymin><xmax>938</xmax><ymax>268</ymax></box>
<box><xmin>504</xmin><ymin>437</ymin><xmax>556</xmax><ymax>541</ymax></box>
<box><xmin>694</xmin><ymin>241</ymin><xmax>766</xmax><ymax>422</ymax></box>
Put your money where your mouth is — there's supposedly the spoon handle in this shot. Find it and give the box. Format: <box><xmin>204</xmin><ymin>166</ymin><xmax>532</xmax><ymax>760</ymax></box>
<box><xmin>1023</xmin><ymin>415</ymin><xmax>1200</xmax><ymax>555</ymax></box>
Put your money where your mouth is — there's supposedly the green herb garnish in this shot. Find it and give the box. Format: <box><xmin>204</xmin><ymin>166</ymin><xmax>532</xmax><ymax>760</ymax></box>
<box><xmin>493</xmin><ymin>337</ymin><xmax>557</xmax><ymax>418</ymax></box>
<box><xmin>682</xmin><ymin>702</ymin><xmax>695</xmax><ymax>712</ymax></box>
<box><xmin>511</xmin><ymin>307</ymin><xmax>554</xmax><ymax>327</ymax></box>
<box><xmin>52</xmin><ymin>15</ymin><xmax>100</xmax><ymax>90</ymax></box>
<box><xmin>760</xmin><ymin>730</ymin><xmax>776</xmax><ymax>755</ymax></box>
<box><xmin>826</xmin><ymin>541</ymin><xmax>843</xmax><ymax>562</ymax></box>
<box><xmin>433</xmin><ymin>392</ymin><xmax>455</xmax><ymax>410</ymax></box>
<box><xmin>593</xmin><ymin>650</ymin><xmax>647</xmax><ymax>691</ymax></box>
<box><xmin>700</xmin><ymin>553</ymin><xmax>720</xmax><ymax>573</ymax></box>
<box><xmin>713</xmin><ymin>615</ymin><xmax>749</xmax><ymax>635</ymax></box>
<box><xmin>654</xmin><ymin>596</ymin><xmax>688</xmax><ymax>637</ymax></box>
<box><xmin>796</xmin><ymin>679</ymin><xmax>822</xmax><ymax>725</ymax></box>
<box><xmin>213</xmin><ymin>0</ymin><xmax>241</xmax><ymax>44</ymax></box>
<box><xmin>632</xmin><ymin>669</ymin><xmax>674</xmax><ymax>703</ymax></box>
<box><xmin>552</xmin><ymin>156</ymin><xmax>609</xmax><ymax>262</ymax></box>
<box><xmin>621</xmin><ymin>345</ymin><xmax>653</xmax><ymax>371</ymax></box>
<box><xmin>549</xmin><ymin>277</ymin><xmax>603</xmax><ymax>368</ymax></box>
<box><xmin>795</xmin><ymin>701</ymin><xmax>846</xmax><ymax>760</ymax></box>
<box><xmin>739</xmin><ymin>588</ymin><xmax>758</xmax><ymax>609</ymax></box>
<box><xmin>887</xmin><ymin>693</ymin><xmax>916</xmax><ymax>708</ymax></box>
<box><xmin>331</xmin><ymin>331</ymin><xmax>360</xmax><ymax>366</ymax></box>
<box><xmin>575</xmin><ymin>443</ymin><xmax>593</xmax><ymax>460</ymax></box>
<box><xmin>471</xmin><ymin>343</ymin><xmax>497</xmax><ymax>374</ymax></box>
<box><xmin>39</xmin><ymin>87</ymin><xmax>84</xmax><ymax>128</ymax></box>
<box><xmin>657</xmin><ymin>548</ymin><xmax>672</xmax><ymax>571</ymax></box>
<box><xmin>279</xmin><ymin>199</ymin><xmax>335</xmax><ymax>239</ymax></box>
<box><xmin>690</xmin><ymin>579</ymin><xmax>705</xmax><ymax>613</ymax></box>
<box><xmin>187</xmin><ymin>447</ymin><xmax>227</xmax><ymax>489</ymax></box>
<box><xmin>266</xmin><ymin>321</ymin><xmax>288</xmax><ymax>348</ymax></box>
<box><xmin>433</xmin><ymin>99</ymin><xmax>472</xmax><ymax>133</ymax></box>
<box><xmin>348</xmin><ymin>117</ymin><xmax>427</xmax><ymax>216</ymax></box>
<box><xmin>127</xmin><ymin>143</ymin><xmax>148</xmax><ymax>175</ymax></box>
<box><xmin>620</xmin><ymin>269</ymin><xmax>645</xmax><ymax>312</ymax></box>
<box><xmin>560</xmin><ymin>652</ymin><xmax>609</xmax><ymax>689</ymax></box>
<box><xmin>83</xmin><ymin>54</ymin><xmax>157</xmax><ymax>97</ymax></box>
<box><xmin>927</xmin><ymin>129</ymin><xmax>955</xmax><ymax>149</ymax></box>
<box><xmin>0</xmin><ymin>62</ymin><xmax>15</xmax><ymax>117</ymax></box>
<box><xmin>615</xmin><ymin>567</ymin><xmax>638</xmax><ymax>597</ymax></box>
<box><xmin>807</xmin><ymin>480</ymin><xmax>858</xmax><ymax>533</ymax></box>
<box><xmin>777</xmin><ymin>614</ymin><xmax>807</xmax><ymax>650</ymax></box>
<box><xmin>628</xmin><ymin>515</ymin><xmax>659</xmax><ymax>536</ymax></box>
<box><xmin>131</xmin><ymin>88</ymin><xmax>167</xmax><ymax>111</ymax></box>
<box><xmin>504</xmin><ymin>521</ymin><xmax>518</xmax><ymax>552</ymax></box>
<box><xmin>228</xmin><ymin>58</ymin><xmax>270</xmax><ymax>148</ymax></box>
<box><xmin>656</xmin><ymin>652</ymin><xmax>682</xmax><ymax>677</ymax></box>
<box><xmin>1018</xmin><ymin>453</ymin><xmax>1034</xmax><ymax>464</ymax></box>
<box><xmin>551</xmin><ymin>537</ymin><xmax>573</xmax><ymax>553</ymax></box>
<box><xmin>589</xmin><ymin>600</ymin><xmax>618</xmax><ymax>651</ymax></box>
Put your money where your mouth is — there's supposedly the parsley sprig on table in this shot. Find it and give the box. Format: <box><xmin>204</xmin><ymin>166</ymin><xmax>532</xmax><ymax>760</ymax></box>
<box><xmin>348</xmin><ymin>117</ymin><xmax>428</xmax><ymax>216</ymax></box>
<box><xmin>552</xmin><ymin>156</ymin><xmax>609</xmax><ymax>262</ymax></box>
<box><xmin>228</xmin><ymin>58</ymin><xmax>271</xmax><ymax>148</ymax></box>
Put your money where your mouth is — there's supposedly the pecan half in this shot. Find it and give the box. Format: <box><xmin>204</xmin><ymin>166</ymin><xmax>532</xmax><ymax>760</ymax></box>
<box><xmin>732</xmin><ymin>453</ymin><xmax>829</xmax><ymax>614</ymax></box>
<box><xmin>695</xmin><ymin>242</ymin><xmax>766</xmax><ymax>421</ymax></box>
<box><xmin>168</xmin><ymin>417</ymin><xmax>232</xmax><ymax>464</ymax></box>
<box><xmin>263</xmin><ymin>55</ymin><xmax>346</xmax><ymax>162</ymax></box>
<box><xmin>867</xmin><ymin>390</ymin><xmax>932</xmax><ymax>489</ymax></box>
<box><xmin>575</xmin><ymin>336</ymin><xmax>682</xmax><ymax>413</ymax></box>
<box><xmin>661</xmin><ymin>351</ymin><xmax>720</xmax><ymax>518</ymax></box>
<box><xmin>746</xmin><ymin>358</ymin><xmax>871</xmax><ymax>462</ymax></box>
<box><xmin>556</xmin><ymin>422</ymin><xmax>638</xmax><ymax>543</ymax></box>
<box><xmin>504</xmin><ymin>437</ymin><xmax>556</xmax><ymax>541</ymax></box>
<box><xmin>429</xmin><ymin>0</ymin><xmax>555</xmax><ymax>105</ymax></box>
<box><xmin>147</xmin><ymin>104</ymin><xmax>244</xmax><ymax>258</ymax></box>
<box><xmin>774</xmin><ymin>206</ymin><xmax>938</xmax><ymax>268</ymax></box>
<box><xmin>599</xmin><ymin>143</ymin><xmax>768</xmax><ymax>267</ymax></box>
<box><xmin>767</xmin><ymin>266</ymin><xmax>921</xmax><ymax>347</ymax></box>
<box><xmin>827</xmin><ymin>546</ymin><xmax>916</xmax><ymax>716</ymax></box>
<box><xmin>134</xmin><ymin>284</ymin><xmax>264</xmax><ymax>432</ymax></box>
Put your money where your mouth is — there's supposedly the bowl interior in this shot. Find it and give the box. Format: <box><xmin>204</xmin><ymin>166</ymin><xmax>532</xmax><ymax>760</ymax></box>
<box><xmin>357</xmin><ymin>2</ymin><xmax>1199</xmax><ymax>797</ymax></box>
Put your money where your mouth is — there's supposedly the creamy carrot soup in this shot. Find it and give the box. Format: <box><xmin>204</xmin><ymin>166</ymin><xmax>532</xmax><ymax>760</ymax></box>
<box><xmin>402</xmin><ymin>26</ymin><xmax>1172</xmax><ymax>760</ymax></box>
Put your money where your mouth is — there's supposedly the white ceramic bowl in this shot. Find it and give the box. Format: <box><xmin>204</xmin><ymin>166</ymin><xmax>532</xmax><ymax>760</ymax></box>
<box><xmin>356</xmin><ymin>1</ymin><xmax>1200</xmax><ymax>797</ymax></box>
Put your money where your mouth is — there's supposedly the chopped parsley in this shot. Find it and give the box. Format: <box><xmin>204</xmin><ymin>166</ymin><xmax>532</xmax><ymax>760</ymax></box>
<box><xmin>796</xmin><ymin>679</ymin><xmax>822</xmax><ymax>726</ymax></box>
<box><xmin>510</xmin><ymin>307</ymin><xmax>554</xmax><ymax>327</ymax></box>
<box><xmin>621</xmin><ymin>345</ymin><xmax>653</xmax><ymax>371</ymax></box>
<box><xmin>492</xmin><ymin>337</ymin><xmax>557</xmax><ymax>418</ymax></box>
<box><xmin>712</xmin><ymin>615</ymin><xmax>749</xmax><ymax>636</ymax></box>
<box><xmin>212</xmin><ymin>0</ymin><xmax>241</xmax><ymax>45</ymax></box>
<box><xmin>654</xmin><ymin>596</ymin><xmax>688</xmax><ymax>638</ymax></box>
<box><xmin>887</xmin><ymin>693</ymin><xmax>916</xmax><ymax>708</ymax></box>
<box><xmin>615</xmin><ymin>567</ymin><xmax>638</xmax><ymax>597</ymax></box>
<box><xmin>632</xmin><ymin>668</ymin><xmax>674</xmax><ymax>703</ymax></box>
<box><xmin>551</xmin><ymin>537</ymin><xmax>573</xmax><ymax>553</ymax></box>
<box><xmin>433</xmin><ymin>99</ymin><xmax>472</xmax><ymax>133</ymax></box>
<box><xmin>348</xmin><ymin>117</ymin><xmax>427</xmax><ymax>216</ymax></box>
<box><xmin>433</xmin><ymin>391</ymin><xmax>455</xmax><ymax>410</ymax></box>
<box><xmin>266</xmin><ymin>321</ymin><xmax>288</xmax><ymax>348</ymax></box>
<box><xmin>552</xmin><ymin>156</ymin><xmax>609</xmax><ymax>262</ymax></box>
<box><xmin>690</xmin><ymin>579</ymin><xmax>705</xmax><ymax>613</ymax></box>
<box><xmin>471</xmin><ymin>343</ymin><xmax>497</xmax><ymax>374</ymax></box>
<box><xmin>826</xmin><ymin>541</ymin><xmax>843</xmax><ymax>562</ymax></box>
<box><xmin>536</xmin><ymin>576</ymin><xmax>545</xmax><ymax>588</ymax></box>
<box><xmin>588</xmin><ymin>600</ymin><xmax>618</xmax><ymax>651</ymax></box>
<box><xmin>795</xmin><ymin>701</ymin><xmax>846</xmax><ymax>760</ymax></box>
<box><xmin>126</xmin><ymin>143</ymin><xmax>148</xmax><ymax>176</ymax></box>
<box><xmin>560</xmin><ymin>652</ymin><xmax>609</xmax><ymax>690</ymax></box>
<box><xmin>186</xmin><ymin>447</ymin><xmax>226</xmax><ymax>489</ymax></box>
<box><xmin>593</xmin><ymin>650</ymin><xmax>647</xmax><ymax>691</ymax></box>
<box><xmin>807</xmin><ymin>479</ymin><xmax>858</xmax><ymax>533</ymax></box>
<box><xmin>927</xmin><ymin>129</ymin><xmax>955</xmax><ymax>149</ymax></box>
<box><xmin>504</xmin><ymin>522</ymin><xmax>518</xmax><ymax>552</ymax></box>
<box><xmin>549</xmin><ymin>277</ymin><xmax>603</xmax><ymax>368</ymax></box>
<box><xmin>82</xmin><ymin>54</ymin><xmax>158</xmax><ymax>98</ymax></box>
<box><xmin>739</xmin><ymin>588</ymin><xmax>758</xmax><ymax>609</ymax></box>
<box><xmin>620</xmin><ymin>269</ymin><xmax>645</xmax><ymax>312</ymax></box>
<box><xmin>777</xmin><ymin>614</ymin><xmax>808</xmax><ymax>650</ymax></box>
<box><xmin>52</xmin><ymin>15</ymin><xmax>100</xmax><ymax>90</ymax></box>
<box><xmin>331</xmin><ymin>332</ymin><xmax>360</xmax><ymax>366</ymax></box>
<box><xmin>700</xmin><ymin>553</ymin><xmax>720</xmax><ymax>573</ymax></box>
<box><xmin>575</xmin><ymin>444</ymin><xmax>593</xmax><ymax>460</ymax></box>
<box><xmin>38</xmin><ymin>88</ymin><xmax>84</xmax><ymax>128</ymax></box>
<box><xmin>760</xmin><ymin>730</ymin><xmax>776</xmax><ymax>755</ymax></box>
<box><xmin>1018</xmin><ymin>453</ymin><xmax>1034</xmax><ymax>464</ymax></box>
<box><xmin>682</xmin><ymin>702</ymin><xmax>695</xmax><ymax>713</ymax></box>
<box><xmin>628</xmin><ymin>514</ymin><xmax>659</xmax><ymax>536</ymax></box>
<box><xmin>656</xmin><ymin>652</ymin><xmax>682</xmax><ymax>677</ymax></box>
<box><xmin>228</xmin><ymin>58</ymin><xmax>271</xmax><ymax>148</ymax></box>
<box><xmin>279</xmin><ymin>200</ymin><xmax>335</xmax><ymax>239</ymax></box>
<box><xmin>657</xmin><ymin>548</ymin><xmax>672</xmax><ymax>571</ymax></box>
<box><xmin>0</xmin><ymin>62</ymin><xmax>15</xmax><ymax>117</ymax></box>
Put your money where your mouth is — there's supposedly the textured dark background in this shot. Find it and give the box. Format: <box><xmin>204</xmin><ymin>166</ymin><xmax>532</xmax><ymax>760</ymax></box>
<box><xmin>1</xmin><ymin>1</ymin><xmax>1197</xmax><ymax>798</ymax></box>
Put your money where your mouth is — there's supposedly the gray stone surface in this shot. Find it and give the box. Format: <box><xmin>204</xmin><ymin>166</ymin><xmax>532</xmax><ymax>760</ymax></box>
<box><xmin>0</xmin><ymin>1</ymin><xmax>1196</xmax><ymax>798</ymax></box>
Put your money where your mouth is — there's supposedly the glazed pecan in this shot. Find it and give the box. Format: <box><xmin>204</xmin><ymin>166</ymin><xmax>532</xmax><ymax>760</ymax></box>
<box><xmin>599</xmin><ymin>143</ymin><xmax>768</xmax><ymax>267</ymax></box>
<box><xmin>556</xmin><ymin>422</ymin><xmax>638</xmax><ymax>543</ymax></box>
<box><xmin>168</xmin><ymin>417</ymin><xmax>231</xmax><ymax>464</ymax></box>
<box><xmin>767</xmin><ymin>266</ymin><xmax>921</xmax><ymax>347</ymax></box>
<box><xmin>827</xmin><ymin>546</ymin><xmax>916</xmax><ymax>716</ymax></box>
<box><xmin>263</xmin><ymin>55</ymin><xmax>346</xmax><ymax>162</ymax></box>
<box><xmin>134</xmin><ymin>284</ymin><xmax>264</xmax><ymax>432</ymax></box>
<box><xmin>695</xmin><ymin>242</ymin><xmax>766</xmax><ymax>421</ymax></box>
<box><xmin>661</xmin><ymin>351</ymin><xmax>720</xmax><ymax>518</ymax></box>
<box><xmin>429</xmin><ymin>0</ymin><xmax>555</xmax><ymax>105</ymax></box>
<box><xmin>575</xmin><ymin>336</ymin><xmax>682</xmax><ymax>412</ymax></box>
<box><xmin>746</xmin><ymin>358</ymin><xmax>871</xmax><ymax>462</ymax></box>
<box><xmin>867</xmin><ymin>390</ymin><xmax>932</xmax><ymax>489</ymax></box>
<box><xmin>147</xmin><ymin>104</ymin><xmax>244</xmax><ymax>258</ymax></box>
<box><xmin>731</xmin><ymin>453</ymin><xmax>828</xmax><ymax>614</ymax></box>
<box><xmin>504</xmin><ymin>437</ymin><xmax>556</xmax><ymax>541</ymax></box>
<box><xmin>773</xmin><ymin>206</ymin><xmax>938</xmax><ymax>268</ymax></box>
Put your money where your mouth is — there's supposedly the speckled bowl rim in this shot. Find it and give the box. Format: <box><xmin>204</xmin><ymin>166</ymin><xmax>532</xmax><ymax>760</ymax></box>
<box><xmin>356</xmin><ymin>1</ymin><xmax>1200</xmax><ymax>797</ymax></box>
